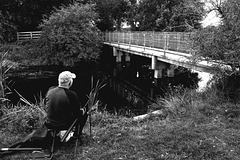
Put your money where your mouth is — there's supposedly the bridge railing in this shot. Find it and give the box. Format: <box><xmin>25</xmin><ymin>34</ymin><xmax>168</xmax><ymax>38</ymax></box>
<box><xmin>103</xmin><ymin>31</ymin><xmax>194</xmax><ymax>54</ymax></box>
<box><xmin>17</xmin><ymin>31</ymin><xmax>42</xmax><ymax>41</ymax></box>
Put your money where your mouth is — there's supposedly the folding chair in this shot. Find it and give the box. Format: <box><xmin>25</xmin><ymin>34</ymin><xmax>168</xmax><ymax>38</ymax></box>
<box><xmin>0</xmin><ymin>118</ymin><xmax>82</xmax><ymax>160</ymax></box>
<box><xmin>47</xmin><ymin>117</ymin><xmax>80</xmax><ymax>160</ymax></box>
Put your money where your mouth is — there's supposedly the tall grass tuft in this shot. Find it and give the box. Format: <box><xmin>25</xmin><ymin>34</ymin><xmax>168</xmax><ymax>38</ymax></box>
<box><xmin>0</xmin><ymin>51</ymin><xmax>12</xmax><ymax>105</ymax></box>
<box><xmin>84</xmin><ymin>77</ymin><xmax>106</xmax><ymax>137</ymax></box>
<box><xmin>150</xmin><ymin>86</ymin><xmax>226</xmax><ymax>123</ymax></box>
<box><xmin>0</xmin><ymin>91</ymin><xmax>46</xmax><ymax>147</ymax></box>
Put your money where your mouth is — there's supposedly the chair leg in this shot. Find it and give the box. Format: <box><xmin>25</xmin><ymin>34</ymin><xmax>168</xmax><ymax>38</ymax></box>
<box><xmin>74</xmin><ymin>124</ymin><xmax>82</xmax><ymax>156</ymax></box>
<box><xmin>49</xmin><ymin>130</ymin><xmax>57</xmax><ymax>160</ymax></box>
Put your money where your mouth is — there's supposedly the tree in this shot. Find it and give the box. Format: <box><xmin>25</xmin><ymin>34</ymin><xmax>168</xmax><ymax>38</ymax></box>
<box><xmin>204</xmin><ymin>0</ymin><xmax>224</xmax><ymax>18</ymax></box>
<box><xmin>0</xmin><ymin>0</ymin><xmax>74</xmax><ymax>31</ymax></box>
<box><xmin>0</xmin><ymin>12</ymin><xmax>16</xmax><ymax>43</ymax></box>
<box><xmin>190</xmin><ymin>0</ymin><xmax>240</xmax><ymax>101</ymax></box>
<box><xmin>126</xmin><ymin>0</ymin><xmax>139</xmax><ymax>31</ymax></box>
<box><xmin>93</xmin><ymin>0</ymin><xmax>130</xmax><ymax>31</ymax></box>
<box><xmin>134</xmin><ymin>0</ymin><xmax>204</xmax><ymax>31</ymax></box>
<box><xmin>192</xmin><ymin>0</ymin><xmax>240</xmax><ymax>75</ymax></box>
<box><xmin>38</xmin><ymin>2</ymin><xmax>101</xmax><ymax>66</ymax></box>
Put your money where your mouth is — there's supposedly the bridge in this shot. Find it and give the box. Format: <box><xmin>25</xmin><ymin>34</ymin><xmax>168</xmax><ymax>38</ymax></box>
<box><xmin>16</xmin><ymin>30</ymin><xmax>218</xmax><ymax>109</ymax></box>
<box><xmin>17</xmin><ymin>31</ymin><xmax>215</xmax><ymax>91</ymax></box>
<box><xmin>102</xmin><ymin>32</ymin><xmax>215</xmax><ymax>91</ymax></box>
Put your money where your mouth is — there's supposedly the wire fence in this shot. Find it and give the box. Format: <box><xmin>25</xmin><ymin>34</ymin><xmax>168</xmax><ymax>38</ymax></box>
<box><xmin>16</xmin><ymin>31</ymin><xmax>195</xmax><ymax>55</ymax></box>
<box><xmin>103</xmin><ymin>31</ymin><xmax>194</xmax><ymax>54</ymax></box>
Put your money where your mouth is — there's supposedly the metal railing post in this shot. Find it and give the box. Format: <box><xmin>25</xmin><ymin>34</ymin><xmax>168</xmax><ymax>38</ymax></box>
<box><xmin>17</xmin><ymin>32</ymin><xmax>19</xmax><ymax>41</ymax></box>
<box><xmin>137</xmin><ymin>32</ymin><xmax>139</xmax><ymax>46</ymax></box>
<box><xmin>109</xmin><ymin>32</ymin><xmax>111</xmax><ymax>42</ymax></box>
<box><xmin>117</xmin><ymin>32</ymin><xmax>119</xmax><ymax>43</ymax></box>
<box><xmin>143</xmin><ymin>33</ymin><xmax>145</xmax><ymax>49</ymax></box>
<box><xmin>166</xmin><ymin>33</ymin><xmax>169</xmax><ymax>51</ymax></box>
<box><xmin>163</xmin><ymin>32</ymin><xmax>167</xmax><ymax>57</ymax></box>
<box><xmin>129</xmin><ymin>32</ymin><xmax>131</xmax><ymax>45</ymax></box>
<box><xmin>177</xmin><ymin>32</ymin><xmax>180</xmax><ymax>52</ymax></box>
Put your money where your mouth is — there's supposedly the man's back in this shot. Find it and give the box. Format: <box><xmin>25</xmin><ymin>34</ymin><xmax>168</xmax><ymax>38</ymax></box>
<box><xmin>45</xmin><ymin>86</ymin><xmax>80</xmax><ymax>129</ymax></box>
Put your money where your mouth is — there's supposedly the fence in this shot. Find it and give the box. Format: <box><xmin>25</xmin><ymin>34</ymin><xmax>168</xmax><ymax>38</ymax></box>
<box><xmin>16</xmin><ymin>31</ymin><xmax>194</xmax><ymax>54</ymax></box>
<box><xmin>103</xmin><ymin>31</ymin><xmax>194</xmax><ymax>54</ymax></box>
<box><xmin>17</xmin><ymin>31</ymin><xmax>42</xmax><ymax>41</ymax></box>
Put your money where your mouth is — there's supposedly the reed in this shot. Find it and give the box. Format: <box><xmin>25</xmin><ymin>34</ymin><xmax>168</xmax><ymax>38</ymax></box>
<box><xmin>84</xmin><ymin>76</ymin><xmax>106</xmax><ymax>136</ymax></box>
<box><xmin>0</xmin><ymin>51</ymin><xmax>11</xmax><ymax>104</ymax></box>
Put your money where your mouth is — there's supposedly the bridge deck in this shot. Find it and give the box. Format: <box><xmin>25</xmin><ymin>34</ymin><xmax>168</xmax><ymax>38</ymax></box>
<box><xmin>104</xmin><ymin>42</ymin><xmax>217</xmax><ymax>73</ymax></box>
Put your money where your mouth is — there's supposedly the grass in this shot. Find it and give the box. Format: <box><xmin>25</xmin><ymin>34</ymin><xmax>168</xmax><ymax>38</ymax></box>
<box><xmin>1</xmin><ymin>87</ymin><xmax>240</xmax><ymax>160</ymax></box>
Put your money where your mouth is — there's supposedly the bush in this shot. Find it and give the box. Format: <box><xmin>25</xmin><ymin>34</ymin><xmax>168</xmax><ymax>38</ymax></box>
<box><xmin>0</xmin><ymin>104</ymin><xmax>46</xmax><ymax>134</ymax></box>
<box><xmin>39</xmin><ymin>2</ymin><xmax>102</xmax><ymax>66</ymax></box>
<box><xmin>0</xmin><ymin>12</ymin><xmax>16</xmax><ymax>43</ymax></box>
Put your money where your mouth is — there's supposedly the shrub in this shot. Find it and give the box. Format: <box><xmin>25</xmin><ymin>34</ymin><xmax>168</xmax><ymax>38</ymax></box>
<box><xmin>0</xmin><ymin>12</ymin><xmax>16</xmax><ymax>43</ymax></box>
<box><xmin>0</xmin><ymin>104</ymin><xmax>46</xmax><ymax>134</ymax></box>
<box><xmin>39</xmin><ymin>2</ymin><xmax>102</xmax><ymax>66</ymax></box>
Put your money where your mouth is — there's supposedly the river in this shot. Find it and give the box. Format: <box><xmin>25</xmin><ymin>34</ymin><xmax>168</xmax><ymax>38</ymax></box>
<box><xmin>6</xmin><ymin>64</ymin><xmax>136</xmax><ymax>116</ymax></box>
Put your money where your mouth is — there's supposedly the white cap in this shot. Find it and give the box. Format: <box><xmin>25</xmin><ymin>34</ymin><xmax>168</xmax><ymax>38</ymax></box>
<box><xmin>58</xmin><ymin>71</ymin><xmax>76</xmax><ymax>84</ymax></box>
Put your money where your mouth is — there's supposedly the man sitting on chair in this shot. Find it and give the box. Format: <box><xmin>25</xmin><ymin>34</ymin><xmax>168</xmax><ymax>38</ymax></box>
<box><xmin>44</xmin><ymin>71</ymin><xmax>87</xmax><ymax>138</ymax></box>
<box><xmin>0</xmin><ymin>71</ymin><xmax>88</xmax><ymax>157</ymax></box>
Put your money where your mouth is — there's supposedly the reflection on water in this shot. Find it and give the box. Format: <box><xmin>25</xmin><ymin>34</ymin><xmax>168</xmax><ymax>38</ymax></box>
<box><xmin>5</xmin><ymin>64</ymin><xmax>209</xmax><ymax>116</ymax></box>
<box><xmin>6</xmin><ymin>66</ymin><xmax>134</xmax><ymax>115</ymax></box>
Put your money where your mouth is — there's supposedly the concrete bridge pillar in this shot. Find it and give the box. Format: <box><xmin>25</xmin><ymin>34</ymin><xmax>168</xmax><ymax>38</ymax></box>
<box><xmin>113</xmin><ymin>47</ymin><xmax>122</xmax><ymax>76</ymax></box>
<box><xmin>151</xmin><ymin>56</ymin><xmax>168</xmax><ymax>86</ymax></box>
<box><xmin>167</xmin><ymin>65</ymin><xmax>175</xmax><ymax>77</ymax></box>
<box><xmin>151</xmin><ymin>56</ymin><xmax>167</xmax><ymax>78</ymax></box>
<box><xmin>124</xmin><ymin>53</ymin><xmax>131</xmax><ymax>68</ymax></box>
<box><xmin>151</xmin><ymin>56</ymin><xmax>175</xmax><ymax>78</ymax></box>
<box><xmin>113</xmin><ymin>47</ymin><xmax>131</xmax><ymax>77</ymax></box>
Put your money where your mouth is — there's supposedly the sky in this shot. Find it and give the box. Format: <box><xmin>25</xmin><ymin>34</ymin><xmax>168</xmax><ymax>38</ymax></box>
<box><xmin>201</xmin><ymin>0</ymin><xmax>222</xmax><ymax>27</ymax></box>
<box><xmin>201</xmin><ymin>11</ymin><xmax>221</xmax><ymax>27</ymax></box>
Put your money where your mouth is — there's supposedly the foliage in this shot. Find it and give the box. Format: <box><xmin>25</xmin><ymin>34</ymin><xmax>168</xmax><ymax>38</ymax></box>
<box><xmin>210</xmin><ymin>73</ymin><xmax>240</xmax><ymax>103</ymax></box>
<box><xmin>0</xmin><ymin>0</ymin><xmax>205</xmax><ymax>37</ymax></box>
<box><xmin>2</xmin><ymin>95</ymin><xmax>240</xmax><ymax>159</ymax></box>
<box><xmin>0</xmin><ymin>12</ymin><xmax>16</xmax><ymax>43</ymax></box>
<box><xmin>0</xmin><ymin>0</ymin><xmax>74</xmax><ymax>31</ymax></box>
<box><xmin>156</xmin><ymin>87</ymin><xmax>215</xmax><ymax>120</ymax></box>
<box><xmin>125</xmin><ymin>0</ymin><xmax>138</xmax><ymax>31</ymax></box>
<box><xmin>84</xmin><ymin>77</ymin><xmax>106</xmax><ymax>136</ymax></box>
<box><xmin>192</xmin><ymin>0</ymin><xmax>240</xmax><ymax>75</ymax></box>
<box><xmin>134</xmin><ymin>0</ymin><xmax>204</xmax><ymax>31</ymax></box>
<box><xmin>0</xmin><ymin>91</ymin><xmax>46</xmax><ymax>151</ymax></box>
<box><xmin>0</xmin><ymin>51</ymin><xmax>15</xmax><ymax>105</ymax></box>
<box><xmin>38</xmin><ymin>2</ymin><xmax>102</xmax><ymax>66</ymax></box>
<box><xmin>2</xmin><ymin>84</ymin><xmax>240</xmax><ymax>160</ymax></box>
<box><xmin>0</xmin><ymin>104</ymin><xmax>46</xmax><ymax>134</ymax></box>
<box><xmin>93</xmin><ymin>0</ymin><xmax>130</xmax><ymax>31</ymax></box>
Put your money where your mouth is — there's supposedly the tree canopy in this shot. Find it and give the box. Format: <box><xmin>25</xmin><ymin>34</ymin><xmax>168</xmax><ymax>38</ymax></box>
<box><xmin>0</xmin><ymin>0</ymin><xmax>206</xmax><ymax>65</ymax></box>
<box><xmin>192</xmin><ymin>0</ymin><xmax>240</xmax><ymax>75</ymax></box>
<box><xmin>0</xmin><ymin>12</ymin><xmax>16</xmax><ymax>43</ymax></box>
<box><xmin>92</xmin><ymin>0</ymin><xmax>129</xmax><ymax>31</ymax></box>
<box><xmin>134</xmin><ymin>0</ymin><xmax>204</xmax><ymax>31</ymax></box>
<box><xmin>0</xmin><ymin>0</ymin><xmax>74</xmax><ymax>31</ymax></box>
<box><xmin>37</xmin><ymin>2</ymin><xmax>101</xmax><ymax>66</ymax></box>
<box><xmin>0</xmin><ymin>0</ymin><xmax>205</xmax><ymax>36</ymax></box>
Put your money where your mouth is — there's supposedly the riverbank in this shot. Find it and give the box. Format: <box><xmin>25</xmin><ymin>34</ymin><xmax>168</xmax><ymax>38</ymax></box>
<box><xmin>1</xmin><ymin>108</ymin><xmax>240</xmax><ymax>160</ymax></box>
<box><xmin>1</xmin><ymin>87</ymin><xmax>240</xmax><ymax>160</ymax></box>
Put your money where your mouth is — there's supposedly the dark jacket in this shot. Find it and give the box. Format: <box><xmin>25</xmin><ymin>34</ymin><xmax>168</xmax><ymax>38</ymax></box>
<box><xmin>44</xmin><ymin>86</ymin><xmax>81</xmax><ymax>129</ymax></box>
